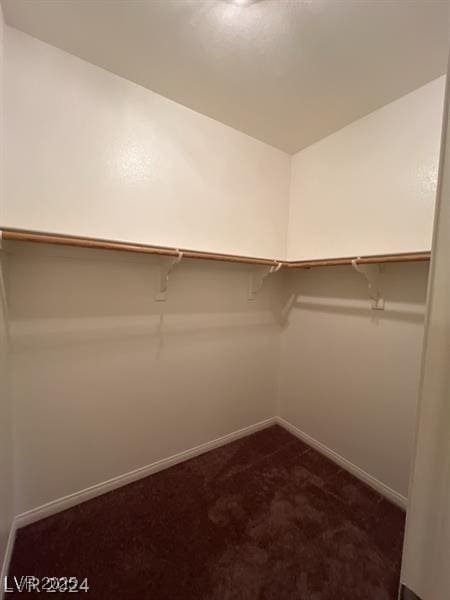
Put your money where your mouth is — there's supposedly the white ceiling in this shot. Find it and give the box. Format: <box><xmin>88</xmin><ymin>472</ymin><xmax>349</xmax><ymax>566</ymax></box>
<box><xmin>2</xmin><ymin>0</ymin><xmax>449</xmax><ymax>153</ymax></box>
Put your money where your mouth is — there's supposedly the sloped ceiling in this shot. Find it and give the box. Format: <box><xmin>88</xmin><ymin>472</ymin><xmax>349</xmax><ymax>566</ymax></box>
<box><xmin>2</xmin><ymin>0</ymin><xmax>449</xmax><ymax>153</ymax></box>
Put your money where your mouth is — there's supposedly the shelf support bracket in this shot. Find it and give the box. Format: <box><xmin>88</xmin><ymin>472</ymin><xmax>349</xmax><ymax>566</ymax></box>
<box><xmin>248</xmin><ymin>262</ymin><xmax>282</xmax><ymax>301</ymax></box>
<box><xmin>155</xmin><ymin>250</ymin><xmax>183</xmax><ymax>302</ymax></box>
<box><xmin>352</xmin><ymin>258</ymin><xmax>384</xmax><ymax>310</ymax></box>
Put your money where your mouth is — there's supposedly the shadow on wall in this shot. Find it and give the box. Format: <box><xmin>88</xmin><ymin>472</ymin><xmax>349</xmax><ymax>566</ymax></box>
<box><xmin>8</xmin><ymin>240</ymin><xmax>283</xmax><ymax>514</ymax></box>
<box><xmin>6</xmin><ymin>242</ymin><xmax>429</xmax><ymax>347</ymax></box>
<box><xmin>280</xmin><ymin>262</ymin><xmax>429</xmax><ymax>326</ymax></box>
<box><xmin>6</xmin><ymin>241</ymin><xmax>283</xmax><ymax>351</ymax></box>
<box><xmin>277</xmin><ymin>260</ymin><xmax>429</xmax><ymax>498</ymax></box>
<box><xmin>6</xmin><ymin>240</ymin><xmax>430</xmax><ymax>512</ymax></box>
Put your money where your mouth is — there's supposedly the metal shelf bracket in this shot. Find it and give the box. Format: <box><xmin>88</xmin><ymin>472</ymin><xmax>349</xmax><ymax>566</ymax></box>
<box><xmin>352</xmin><ymin>258</ymin><xmax>384</xmax><ymax>310</ymax></box>
<box><xmin>248</xmin><ymin>262</ymin><xmax>282</xmax><ymax>301</ymax></box>
<box><xmin>155</xmin><ymin>250</ymin><xmax>183</xmax><ymax>301</ymax></box>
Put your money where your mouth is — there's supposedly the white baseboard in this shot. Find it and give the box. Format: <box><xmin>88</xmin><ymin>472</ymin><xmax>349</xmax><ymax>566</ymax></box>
<box><xmin>13</xmin><ymin>414</ymin><xmax>406</xmax><ymax>536</ymax></box>
<box><xmin>1</xmin><ymin>523</ymin><xmax>17</xmax><ymax>599</ymax></box>
<box><xmin>276</xmin><ymin>416</ymin><xmax>407</xmax><ymax>509</ymax></box>
<box><xmin>15</xmin><ymin>417</ymin><xmax>276</xmax><ymax>529</ymax></box>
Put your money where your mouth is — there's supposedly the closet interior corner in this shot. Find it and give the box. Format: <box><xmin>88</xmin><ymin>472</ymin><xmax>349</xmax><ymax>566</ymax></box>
<box><xmin>0</xmin><ymin>2</ymin><xmax>449</xmax><ymax>599</ymax></box>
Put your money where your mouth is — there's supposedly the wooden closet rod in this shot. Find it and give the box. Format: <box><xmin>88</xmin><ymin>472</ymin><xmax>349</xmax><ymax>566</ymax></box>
<box><xmin>287</xmin><ymin>252</ymin><xmax>431</xmax><ymax>268</ymax></box>
<box><xmin>0</xmin><ymin>229</ymin><xmax>280</xmax><ymax>267</ymax></box>
<box><xmin>0</xmin><ymin>229</ymin><xmax>431</xmax><ymax>268</ymax></box>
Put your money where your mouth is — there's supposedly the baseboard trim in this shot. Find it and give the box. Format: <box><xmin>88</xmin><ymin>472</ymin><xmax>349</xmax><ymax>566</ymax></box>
<box><xmin>1</xmin><ymin>522</ymin><xmax>17</xmax><ymax>599</ymax></box>
<box><xmin>15</xmin><ymin>417</ymin><xmax>276</xmax><ymax>529</ymax></box>
<box><xmin>276</xmin><ymin>416</ymin><xmax>407</xmax><ymax>509</ymax></box>
<box><xmin>399</xmin><ymin>584</ymin><xmax>422</xmax><ymax>600</ymax></box>
<box><xmin>14</xmin><ymin>415</ymin><xmax>407</xmax><ymax>531</ymax></box>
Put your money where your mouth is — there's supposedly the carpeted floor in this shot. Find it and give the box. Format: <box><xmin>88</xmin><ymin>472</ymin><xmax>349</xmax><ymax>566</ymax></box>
<box><xmin>8</xmin><ymin>425</ymin><xmax>405</xmax><ymax>599</ymax></box>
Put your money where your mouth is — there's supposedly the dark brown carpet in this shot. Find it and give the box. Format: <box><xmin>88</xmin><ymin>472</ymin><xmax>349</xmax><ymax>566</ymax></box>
<box><xmin>8</xmin><ymin>425</ymin><xmax>405</xmax><ymax>599</ymax></box>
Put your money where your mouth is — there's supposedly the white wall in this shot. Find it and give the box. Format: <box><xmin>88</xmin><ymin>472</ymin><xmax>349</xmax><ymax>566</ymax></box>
<box><xmin>2</xmin><ymin>25</ymin><xmax>286</xmax><ymax>519</ymax></box>
<box><xmin>8</xmin><ymin>242</ymin><xmax>281</xmax><ymax>514</ymax></box>
<box><xmin>278</xmin><ymin>262</ymin><xmax>428</xmax><ymax>500</ymax></box>
<box><xmin>3</xmin><ymin>27</ymin><xmax>445</xmax><ymax>266</ymax></box>
<box><xmin>401</xmin><ymin>69</ymin><xmax>450</xmax><ymax>600</ymax></box>
<box><xmin>1</xmin><ymin>24</ymin><xmax>442</xmax><ymax>523</ymax></box>
<box><xmin>0</xmin><ymin>273</ymin><xmax>12</xmax><ymax>571</ymax></box>
<box><xmin>8</xmin><ymin>245</ymin><xmax>430</xmax><ymax>513</ymax></box>
<box><xmin>0</xmin><ymin>2</ymin><xmax>14</xmax><ymax>577</ymax></box>
<box><xmin>0</xmin><ymin>282</ymin><xmax>12</xmax><ymax>572</ymax></box>
<box><xmin>287</xmin><ymin>77</ymin><xmax>445</xmax><ymax>261</ymax></box>
<box><xmin>3</xmin><ymin>27</ymin><xmax>290</xmax><ymax>260</ymax></box>
<box><xmin>279</xmin><ymin>76</ymin><xmax>445</xmax><ymax>506</ymax></box>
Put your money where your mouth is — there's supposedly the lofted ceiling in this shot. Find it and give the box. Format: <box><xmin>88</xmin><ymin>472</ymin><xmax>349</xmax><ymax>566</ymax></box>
<box><xmin>2</xmin><ymin>0</ymin><xmax>449</xmax><ymax>154</ymax></box>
